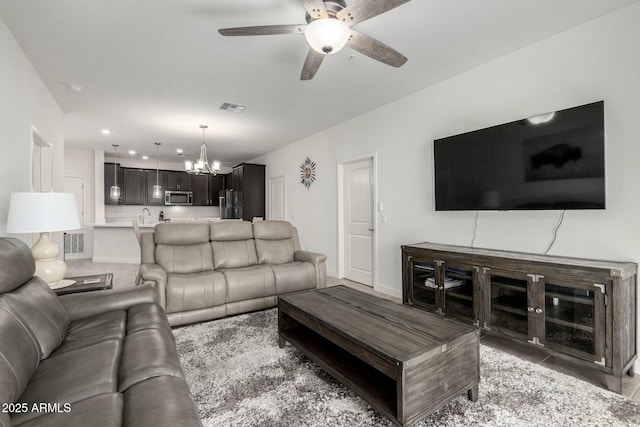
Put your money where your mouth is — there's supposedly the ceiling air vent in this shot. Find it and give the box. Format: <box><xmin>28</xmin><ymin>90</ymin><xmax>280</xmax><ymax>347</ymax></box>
<box><xmin>220</xmin><ymin>103</ymin><xmax>247</xmax><ymax>113</ymax></box>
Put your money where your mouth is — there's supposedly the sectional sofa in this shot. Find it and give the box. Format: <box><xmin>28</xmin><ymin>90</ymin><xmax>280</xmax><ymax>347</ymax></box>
<box><xmin>137</xmin><ymin>220</ymin><xmax>327</xmax><ymax>326</ymax></box>
<box><xmin>0</xmin><ymin>237</ymin><xmax>201</xmax><ymax>427</ymax></box>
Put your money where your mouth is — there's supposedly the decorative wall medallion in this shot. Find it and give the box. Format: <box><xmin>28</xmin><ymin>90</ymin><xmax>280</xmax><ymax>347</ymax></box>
<box><xmin>300</xmin><ymin>156</ymin><xmax>317</xmax><ymax>189</ymax></box>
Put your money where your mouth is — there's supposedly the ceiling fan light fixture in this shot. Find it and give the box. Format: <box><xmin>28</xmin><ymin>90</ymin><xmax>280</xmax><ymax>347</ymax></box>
<box><xmin>304</xmin><ymin>18</ymin><xmax>350</xmax><ymax>55</ymax></box>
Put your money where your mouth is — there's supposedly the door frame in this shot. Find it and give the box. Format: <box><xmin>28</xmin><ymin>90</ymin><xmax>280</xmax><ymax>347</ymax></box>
<box><xmin>337</xmin><ymin>153</ymin><xmax>378</xmax><ymax>287</ymax></box>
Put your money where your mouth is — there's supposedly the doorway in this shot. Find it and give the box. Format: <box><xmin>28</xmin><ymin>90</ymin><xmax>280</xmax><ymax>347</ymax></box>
<box><xmin>339</xmin><ymin>157</ymin><xmax>375</xmax><ymax>287</ymax></box>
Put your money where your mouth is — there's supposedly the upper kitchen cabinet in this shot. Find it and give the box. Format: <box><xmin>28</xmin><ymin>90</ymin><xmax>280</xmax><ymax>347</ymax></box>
<box><xmin>166</xmin><ymin>171</ymin><xmax>192</xmax><ymax>191</ymax></box>
<box><xmin>104</xmin><ymin>162</ymin><xmax>123</xmax><ymax>205</ymax></box>
<box><xmin>145</xmin><ymin>170</ymin><xmax>167</xmax><ymax>206</ymax></box>
<box><xmin>193</xmin><ymin>174</ymin><xmax>226</xmax><ymax>206</ymax></box>
<box><xmin>122</xmin><ymin>169</ymin><xmax>146</xmax><ymax>205</ymax></box>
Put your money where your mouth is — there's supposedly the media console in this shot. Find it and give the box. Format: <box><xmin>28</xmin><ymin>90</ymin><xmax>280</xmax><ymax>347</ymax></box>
<box><xmin>402</xmin><ymin>242</ymin><xmax>637</xmax><ymax>393</ymax></box>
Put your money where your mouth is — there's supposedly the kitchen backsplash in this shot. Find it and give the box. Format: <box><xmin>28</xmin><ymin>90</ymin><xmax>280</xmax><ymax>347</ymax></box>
<box><xmin>105</xmin><ymin>205</ymin><xmax>221</xmax><ymax>223</ymax></box>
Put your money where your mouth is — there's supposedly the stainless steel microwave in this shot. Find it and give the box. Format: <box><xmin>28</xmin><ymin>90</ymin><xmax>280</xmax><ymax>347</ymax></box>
<box><xmin>164</xmin><ymin>191</ymin><xmax>193</xmax><ymax>206</ymax></box>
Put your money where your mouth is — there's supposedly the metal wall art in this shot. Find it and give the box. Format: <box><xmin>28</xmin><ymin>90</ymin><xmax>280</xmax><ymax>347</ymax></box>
<box><xmin>300</xmin><ymin>156</ymin><xmax>316</xmax><ymax>189</ymax></box>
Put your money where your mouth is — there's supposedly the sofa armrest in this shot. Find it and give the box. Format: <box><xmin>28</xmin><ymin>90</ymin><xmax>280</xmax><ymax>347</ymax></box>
<box><xmin>59</xmin><ymin>284</ymin><xmax>159</xmax><ymax>321</ymax></box>
<box><xmin>295</xmin><ymin>250</ymin><xmax>327</xmax><ymax>288</ymax></box>
<box><xmin>139</xmin><ymin>263</ymin><xmax>168</xmax><ymax>309</ymax></box>
<box><xmin>294</xmin><ymin>250</ymin><xmax>327</xmax><ymax>265</ymax></box>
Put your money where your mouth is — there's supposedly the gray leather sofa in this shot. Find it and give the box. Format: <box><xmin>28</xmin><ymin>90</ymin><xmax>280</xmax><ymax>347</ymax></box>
<box><xmin>137</xmin><ymin>220</ymin><xmax>327</xmax><ymax>326</ymax></box>
<box><xmin>0</xmin><ymin>237</ymin><xmax>201</xmax><ymax>427</ymax></box>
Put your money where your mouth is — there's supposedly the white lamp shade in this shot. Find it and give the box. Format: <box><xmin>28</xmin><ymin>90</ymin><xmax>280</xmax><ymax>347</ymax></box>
<box><xmin>6</xmin><ymin>192</ymin><xmax>81</xmax><ymax>233</ymax></box>
<box><xmin>304</xmin><ymin>18</ymin><xmax>351</xmax><ymax>55</ymax></box>
<box><xmin>212</xmin><ymin>161</ymin><xmax>221</xmax><ymax>171</ymax></box>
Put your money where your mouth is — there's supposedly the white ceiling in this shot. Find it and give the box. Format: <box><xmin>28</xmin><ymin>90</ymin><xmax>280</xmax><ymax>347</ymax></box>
<box><xmin>1</xmin><ymin>0</ymin><xmax>638</xmax><ymax>166</ymax></box>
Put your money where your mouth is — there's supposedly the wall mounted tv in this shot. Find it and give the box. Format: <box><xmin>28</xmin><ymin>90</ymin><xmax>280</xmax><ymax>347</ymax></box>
<box><xmin>434</xmin><ymin>101</ymin><xmax>605</xmax><ymax>211</ymax></box>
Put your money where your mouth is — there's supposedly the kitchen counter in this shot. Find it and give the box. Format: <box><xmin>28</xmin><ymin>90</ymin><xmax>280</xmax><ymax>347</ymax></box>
<box><xmin>92</xmin><ymin>221</ymin><xmax>158</xmax><ymax>228</ymax></box>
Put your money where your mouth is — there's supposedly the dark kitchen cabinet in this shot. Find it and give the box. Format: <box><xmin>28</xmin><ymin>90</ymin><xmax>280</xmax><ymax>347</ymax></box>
<box><xmin>193</xmin><ymin>174</ymin><xmax>226</xmax><ymax>206</ymax></box>
<box><xmin>166</xmin><ymin>172</ymin><xmax>192</xmax><ymax>191</ymax></box>
<box><xmin>104</xmin><ymin>162</ymin><xmax>123</xmax><ymax>205</ymax></box>
<box><xmin>210</xmin><ymin>175</ymin><xmax>225</xmax><ymax>206</ymax></box>
<box><xmin>122</xmin><ymin>169</ymin><xmax>146</xmax><ymax>205</ymax></box>
<box><xmin>231</xmin><ymin>163</ymin><xmax>265</xmax><ymax>221</ymax></box>
<box><xmin>145</xmin><ymin>170</ymin><xmax>167</xmax><ymax>206</ymax></box>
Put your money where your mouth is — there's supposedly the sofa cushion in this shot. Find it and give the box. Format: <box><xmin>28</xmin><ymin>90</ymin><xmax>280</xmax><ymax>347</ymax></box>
<box><xmin>15</xmin><ymin>393</ymin><xmax>123</xmax><ymax>427</ymax></box>
<box><xmin>253</xmin><ymin>220</ymin><xmax>296</xmax><ymax>265</ymax></box>
<box><xmin>118</xmin><ymin>328</ymin><xmax>185</xmax><ymax>392</ymax></box>
<box><xmin>269</xmin><ymin>262</ymin><xmax>317</xmax><ymax>294</ymax></box>
<box><xmin>219</xmin><ymin>265</ymin><xmax>276</xmax><ymax>303</ymax></box>
<box><xmin>0</xmin><ymin>237</ymin><xmax>35</xmax><ymax>293</ymax></box>
<box><xmin>3</xmin><ymin>277</ymin><xmax>70</xmax><ymax>359</ymax></box>
<box><xmin>156</xmin><ymin>243</ymin><xmax>214</xmax><ymax>274</ymax></box>
<box><xmin>210</xmin><ymin>220</ymin><xmax>254</xmax><ymax>241</ymax></box>
<box><xmin>0</xmin><ymin>300</ymin><xmax>40</xmax><ymax>407</ymax></box>
<box><xmin>210</xmin><ymin>221</ymin><xmax>258</xmax><ymax>269</ymax></box>
<box><xmin>13</xmin><ymin>340</ymin><xmax>120</xmax><ymax>425</ymax></box>
<box><xmin>53</xmin><ymin>310</ymin><xmax>126</xmax><ymax>356</ymax></box>
<box><xmin>165</xmin><ymin>271</ymin><xmax>226</xmax><ymax>314</ymax></box>
<box><xmin>124</xmin><ymin>376</ymin><xmax>202</xmax><ymax>427</ymax></box>
<box><xmin>154</xmin><ymin>222</ymin><xmax>210</xmax><ymax>245</ymax></box>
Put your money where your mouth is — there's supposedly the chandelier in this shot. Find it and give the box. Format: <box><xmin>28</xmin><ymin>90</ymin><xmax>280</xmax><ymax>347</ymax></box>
<box><xmin>185</xmin><ymin>124</ymin><xmax>220</xmax><ymax>175</ymax></box>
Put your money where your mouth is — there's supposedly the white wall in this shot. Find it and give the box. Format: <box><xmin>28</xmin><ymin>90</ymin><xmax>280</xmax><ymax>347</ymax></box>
<box><xmin>0</xmin><ymin>15</ymin><xmax>64</xmax><ymax>241</ymax></box>
<box><xmin>254</xmin><ymin>4</ymin><xmax>640</xmax><ymax>297</ymax></box>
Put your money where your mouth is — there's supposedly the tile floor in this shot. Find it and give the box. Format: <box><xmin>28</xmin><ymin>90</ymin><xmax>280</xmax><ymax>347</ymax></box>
<box><xmin>66</xmin><ymin>259</ymin><xmax>640</xmax><ymax>402</ymax></box>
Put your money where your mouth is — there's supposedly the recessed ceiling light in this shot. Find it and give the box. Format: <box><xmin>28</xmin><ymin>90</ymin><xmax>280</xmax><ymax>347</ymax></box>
<box><xmin>142</xmin><ymin>155</ymin><xmax>149</xmax><ymax>160</ymax></box>
<box><xmin>101</xmin><ymin>129</ymin><xmax>111</xmax><ymax>135</ymax></box>
<box><xmin>176</xmin><ymin>149</ymin><xmax>183</xmax><ymax>154</ymax></box>
<box><xmin>129</xmin><ymin>150</ymin><xmax>136</xmax><ymax>155</ymax></box>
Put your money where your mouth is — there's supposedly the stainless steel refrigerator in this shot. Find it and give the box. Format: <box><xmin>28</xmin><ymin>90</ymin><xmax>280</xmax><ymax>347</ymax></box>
<box><xmin>219</xmin><ymin>189</ymin><xmax>242</xmax><ymax>219</ymax></box>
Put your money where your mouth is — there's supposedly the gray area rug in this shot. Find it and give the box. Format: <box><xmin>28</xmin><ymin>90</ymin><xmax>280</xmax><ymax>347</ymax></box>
<box><xmin>173</xmin><ymin>309</ymin><xmax>640</xmax><ymax>426</ymax></box>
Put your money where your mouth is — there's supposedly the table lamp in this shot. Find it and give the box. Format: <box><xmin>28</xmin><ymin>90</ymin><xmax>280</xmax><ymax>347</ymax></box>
<box><xmin>6</xmin><ymin>192</ymin><xmax>80</xmax><ymax>286</ymax></box>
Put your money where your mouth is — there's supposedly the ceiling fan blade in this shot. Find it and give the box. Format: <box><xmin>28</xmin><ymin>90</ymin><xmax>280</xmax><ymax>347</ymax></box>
<box><xmin>347</xmin><ymin>30</ymin><xmax>407</xmax><ymax>67</ymax></box>
<box><xmin>337</xmin><ymin>0</ymin><xmax>412</xmax><ymax>26</ymax></box>
<box><xmin>302</xmin><ymin>0</ymin><xmax>329</xmax><ymax>19</ymax></box>
<box><xmin>300</xmin><ymin>49</ymin><xmax>325</xmax><ymax>80</ymax></box>
<box><xmin>218</xmin><ymin>24</ymin><xmax>306</xmax><ymax>36</ymax></box>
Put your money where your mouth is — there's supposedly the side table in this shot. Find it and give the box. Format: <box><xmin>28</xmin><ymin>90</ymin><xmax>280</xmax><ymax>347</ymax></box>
<box><xmin>53</xmin><ymin>273</ymin><xmax>113</xmax><ymax>296</ymax></box>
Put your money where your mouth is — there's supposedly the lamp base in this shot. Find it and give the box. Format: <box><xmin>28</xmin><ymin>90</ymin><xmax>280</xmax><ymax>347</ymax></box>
<box><xmin>31</xmin><ymin>232</ymin><xmax>67</xmax><ymax>285</ymax></box>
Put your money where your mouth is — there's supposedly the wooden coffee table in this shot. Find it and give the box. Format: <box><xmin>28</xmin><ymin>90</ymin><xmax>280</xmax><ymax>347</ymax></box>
<box><xmin>278</xmin><ymin>285</ymin><xmax>480</xmax><ymax>427</ymax></box>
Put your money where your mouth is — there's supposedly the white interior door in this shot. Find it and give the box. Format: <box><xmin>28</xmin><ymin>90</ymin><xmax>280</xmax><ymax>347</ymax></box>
<box><xmin>269</xmin><ymin>175</ymin><xmax>286</xmax><ymax>220</ymax></box>
<box><xmin>343</xmin><ymin>158</ymin><xmax>374</xmax><ymax>286</ymax></box>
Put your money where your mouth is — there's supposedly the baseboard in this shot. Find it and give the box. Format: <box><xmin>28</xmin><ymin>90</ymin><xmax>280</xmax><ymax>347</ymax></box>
<box><xmin>374</xmin><ymin>283</ymin><xmax>402</xmax><ymax>299</ymax></box>
<box><xmin>327</xmin><ymin>270</ymin><xmax>338</xmax><ymax>278</ymax></box>
<box><xmin>92</xmin><ymin>256</ymin><xmax>140</xmax><ymax>264</ymax></box>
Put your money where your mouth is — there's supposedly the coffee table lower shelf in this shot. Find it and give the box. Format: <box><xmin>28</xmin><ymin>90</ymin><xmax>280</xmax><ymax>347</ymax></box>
<box><xmin>280</xmin><ymin>326</ymin><xmax>398</xmax><ymax>419</ymax></box>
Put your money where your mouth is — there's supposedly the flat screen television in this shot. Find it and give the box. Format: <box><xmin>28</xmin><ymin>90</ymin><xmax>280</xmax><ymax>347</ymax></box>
<box><xmin>433</xmin><ymin>101</ymin><xmax>605</xmax><ymax>211</ymax></box>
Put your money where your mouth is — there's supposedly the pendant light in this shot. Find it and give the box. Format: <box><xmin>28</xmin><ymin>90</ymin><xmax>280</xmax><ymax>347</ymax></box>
<box><xmin>109</xmin><ymin>144</ymin><xmax>121</xmax><ymax>200</ymax></box>
<box><xmin>185</xmin><ymin>125</ymin><xmax>221</xmax><ymax>176</ymax></box>
<box><xmin>152</xmin><ymin>142</ymin><xmax>163</xmax><ymax>198</ymax></box>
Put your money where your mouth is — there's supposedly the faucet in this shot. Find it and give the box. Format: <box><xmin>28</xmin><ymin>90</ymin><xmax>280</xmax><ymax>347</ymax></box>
<box><xmin>140</xmin><ymin>208</ymin><xmax>151</xmax><ymax>224</ymax></box>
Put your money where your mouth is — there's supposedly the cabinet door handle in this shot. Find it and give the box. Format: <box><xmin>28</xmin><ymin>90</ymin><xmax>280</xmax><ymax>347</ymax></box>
<box><xmin>527</xmin><ymin>306</ymin><xmax>534</xmax><ymax>312</ymax></box>
<box><xmin>535</xmin><ymin>308</ymin><xmax>543</xmax><ymax>314</ymax></box>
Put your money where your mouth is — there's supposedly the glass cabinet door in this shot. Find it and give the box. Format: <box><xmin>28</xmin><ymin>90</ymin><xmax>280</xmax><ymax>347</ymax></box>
<box><xmin>488</xmin><ymin>272</ymin><xmax>530</xmax><ymax>337</ymax></box>
<box><xmin>411</xmin><ymin>262</ymin><xmax>437</xmax><ymax>311</ymax></box>
<box><xmin>541</xmin><ymin>280</ymin><xmax>605</xmax><ymax>362</ymax></box>
<box><xmin>443</xmin><ymin>266</ymin><xmax>475</xmax><ymax>321</ymax></box>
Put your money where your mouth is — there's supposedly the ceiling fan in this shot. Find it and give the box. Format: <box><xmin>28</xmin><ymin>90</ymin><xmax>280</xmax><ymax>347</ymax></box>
<box><xmin>218</xmin><ymin>0</ymin><xmax>412</xmax><ymax>80</ymax></box>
